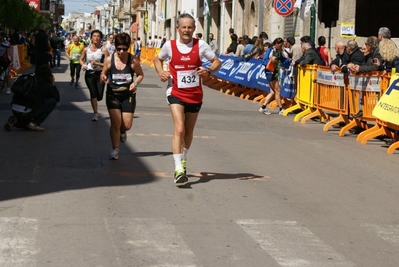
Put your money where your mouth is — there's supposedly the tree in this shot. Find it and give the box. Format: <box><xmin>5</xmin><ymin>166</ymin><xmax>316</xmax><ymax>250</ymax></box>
<box><xmin>0</xmin><ymin>0</ymin><xmax>49</xmax><ymax>31</ymax></box>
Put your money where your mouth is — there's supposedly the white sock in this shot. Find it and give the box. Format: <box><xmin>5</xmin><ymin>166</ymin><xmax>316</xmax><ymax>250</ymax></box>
<box><xmin>173</xmin><ymin>154</ymin><xmax>183</xmax><ymax>170</ymax></box>
<box><xmin>182</xmin><ymin>147</ymin><xmax>188</xmax><ymax>160</ymax></box>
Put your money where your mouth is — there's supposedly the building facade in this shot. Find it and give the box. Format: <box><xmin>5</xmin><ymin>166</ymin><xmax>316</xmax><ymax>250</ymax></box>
<box><xmin>63</xmin><ymin>0</ymin><xmax>398</xmax><ymax>49</ymax></box>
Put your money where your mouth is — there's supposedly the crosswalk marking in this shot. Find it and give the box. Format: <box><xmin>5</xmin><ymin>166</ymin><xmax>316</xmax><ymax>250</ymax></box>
<box><xmin>362</xmin><ymin>223</ymin><xmax>399</xmax><ymax>247</ymax></box>
<box><xmin>0</xmin><ymin>217</ymin><xmax>39</xmax><ymax>267</ymax></box>
<box><xmin>236</xmin><ymin>219</ymin><xmax>356</xmax><ymax>267</ymax></box>
<box><xmin>104</xmin><ymin>218</ymin><xmax>199</xmax><ymax>267</ymax></box>
<box><xmin>1</xmin><ymin>216</ymin><xmax>398</xmax><ymax>266</ymax></box>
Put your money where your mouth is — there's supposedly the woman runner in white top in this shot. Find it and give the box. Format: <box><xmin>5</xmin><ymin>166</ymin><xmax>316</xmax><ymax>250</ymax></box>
<box><xmin>80</xmin><ymin>30</ymin><xmax>110</xmax><ymax>121</ymax></box>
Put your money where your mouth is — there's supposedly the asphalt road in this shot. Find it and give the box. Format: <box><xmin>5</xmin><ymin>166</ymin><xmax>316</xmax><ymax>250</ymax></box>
<box><xmin>0</xmin><ymin>56</ymin><xmax>398</xmax><ymax>267</ymax></box>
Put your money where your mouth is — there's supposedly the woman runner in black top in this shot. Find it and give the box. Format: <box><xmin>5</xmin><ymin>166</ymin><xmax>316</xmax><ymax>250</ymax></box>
<box><xmin>100</xmin><ymin>33</ymin><xmax>144</xmax><ymax>160</ymax></box>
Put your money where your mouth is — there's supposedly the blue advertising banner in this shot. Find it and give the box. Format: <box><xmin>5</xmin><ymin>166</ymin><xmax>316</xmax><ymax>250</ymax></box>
<box><xmin>202</xmin><ymin>54</ymin><xmax>271</xmax><ymax>93</ymax></box>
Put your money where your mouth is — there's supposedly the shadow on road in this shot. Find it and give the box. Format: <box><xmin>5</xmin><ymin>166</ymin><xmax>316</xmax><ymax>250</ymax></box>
<box><xmin>0</xmin><ymin>71</ymin><xmax>158</xmax><ymax>202</ymax></box>
<box><xmin>180</xmin><ymin>172</ymin><xmax>269</xmax><ymax>189</ymax></box>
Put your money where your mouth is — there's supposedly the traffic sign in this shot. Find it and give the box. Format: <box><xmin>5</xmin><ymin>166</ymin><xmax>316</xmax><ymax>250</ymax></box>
<box><xmin>274</xmin><ymin>0</ymin><xmax>295</xmax><ymax>17</ymax></box>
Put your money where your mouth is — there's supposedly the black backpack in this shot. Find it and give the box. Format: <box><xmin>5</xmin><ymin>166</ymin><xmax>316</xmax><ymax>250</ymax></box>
<box><xmin>11</xmin><ymin>73</ymin><xmax>38</xmax><ymax>99</ymax></box>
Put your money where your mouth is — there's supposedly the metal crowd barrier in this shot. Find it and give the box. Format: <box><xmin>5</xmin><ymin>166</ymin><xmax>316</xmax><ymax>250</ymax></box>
<box><xmin>338</xmin><ymin>71</ymin><xmax>387</xmax><ymax>137</ymax></box>
<box><xmin>300</xmin><ymin>66</ymin><xmax>348</xmax><ymax>128</ymax></box>
<box><xmin>282</xmin><ymin>64</ymin><xmax>318</xmax><ymax>121</ymax></box>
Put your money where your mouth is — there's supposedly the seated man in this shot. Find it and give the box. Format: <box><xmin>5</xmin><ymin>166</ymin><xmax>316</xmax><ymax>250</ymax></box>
<box><xmin>4</xmin><ymin>65</ymin><xmax>60</xmax><ymax>132</ymax></box>
<box><xmin>330</xmin><ymin>40</ymin><xmax>349</xmax><ymax>71</ymax></box>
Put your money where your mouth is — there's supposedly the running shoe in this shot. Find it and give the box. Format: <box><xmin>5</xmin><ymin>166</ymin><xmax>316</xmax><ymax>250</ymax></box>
<box><xmin>278</xmin><ymin>108</ymin><xmax>285</xmax><ymax>115</ymax></box>
<box><xmin>259</xmin><ymin>107</ymin><xmax>271</xmax><ymax>115</ymax></box>
<box><xmin>174</xmin><ymin>168</ymin><xmax>188</xmax><ymax>186</ymax></box>
<box><xmin>27</xmin><ymin>122</ymin><xmax>45</xmax><ymax>132</ymax></box>
<box><xmin>109</xmin><ymin>148</ymin><xmax>120</xmax><ymax>160</ymax></box>
<box><xmin>5</xmin><ymin>88</ymin><xmax>11</xmax><ymax>95</ymax></box>
<box><xmin>92</xmin><ymin>113</ymin><xmax>99</xmax><ymax>122</ymax></box>
<box><xmin>4</xmin><ymin>116</ymin><xmax>17</xmax><ymax>131</ymax></box>
<box><xmin>181</xmin><ymin>159</ymin><xmax>187</xmax><ymax>175</ymax></box>
<box><xmin>75</xmin><ymin>83</ymin><xmax>78</xmax><ymax>89</ymax></box>
<box><xmin>70</xmin><ymin>78</ymin><xmax>74</xmax><ymax>86</ymax></box>
<box><xmin>120</xmin><ymin>132</ymin><xmax>127</xmax><ymax>143</ymax></box>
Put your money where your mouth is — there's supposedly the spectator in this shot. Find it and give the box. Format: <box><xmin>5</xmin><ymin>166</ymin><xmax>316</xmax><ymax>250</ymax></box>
<box><xmin>235</xmin><ymin>36</ymin><xmax>244</xmax><ymax>56</ymax></box>
<box><xmin>135</xmin><ymin>37</ymin><xmax>141</xmax><ymax>61</ymax></box>
<box><xmin>317</xmin><ymin>36</ymin><xmax>331</xmax><ymax>66</ymax></box>
<box><xmin>330</xmin><ymin>40</ymin><xmax>348</xmax><ymax>72</ymax></box>
<box><xmin>374</xmin><ymin>38</ymin><xmax>399</xmax><ymax>72</ymax></box>
<box><xmin>224</xmin><ymin>47</ymin><xmax>235</xmax><ymax>56</ymax></box>
<box><xmin>295</xmin><ymin>35</ymin><xmax>325</xmax><ymax>66</ymax></box>
<box><xmin>300</xmin><ymin>42</ymin><xmax>324</xmax><ymax>66</ymax></box>
<box><xmin>280</xmin><ymin>37</ymin><xmax>296</xmax><ymax>100</ymax></box>
<box><xmin>153</xmin><ymin>35</ymin><xmax>158</xmax><ymax>47</ymax></box>
<box><xmin>50</xmin><ymin>32</ymin><xmax>63</xmax><ymax>69</ymax></box>
<box><xmin>244</xmin><ymin>38</ymin><xmax>264</xmax><ymax>60</ymax></box>
<box><xmin>208</xmin><ymin>33</ymin><xmax>218</xmax><ymax>53</ymax></box>
<box><xmin>341</xmin><ymin>40</ymin><xmax>365</xmax><ymax>73</ymax></box>
<box><xmin>259</xmin><ymin>32</ymin><xmax>270</xmax><ymax>46</ymax></box>
<box><xmin>291</xmin><ymin>39</ymin><xmax>303</xmax><ymax>62</ymax></box>
<box><xmin>282</xmin><ymin>37</ymin><xmax>293</xmax><ymax>57</ymax></box>
<box><xmin>242</xmin><ymin>37</ymin><xmax>254</xmax><ymax>57</ymax></box>
<box><xmin>378</xmin><ymin>27</ymin><xmax>391</xmax><ymax>41</ymax></box>
<box><xmin>10</xmin><ymin>29</ymin><xmax>22</xmax><ymax>45</ymax></box>
<box><xmin>348</xmin><ymin>36</ymin><xmax>382</xmax><ymax>73</ymax></box>
<box><xmin>229</xmin><ymin>28</ymin><xmax>235</xmax><ymax>41</ymax></box>
<box><xmin>4</xmin><ymin>64</ymin><xmax>60</xmax><ymax>132</ymax></box>
<box><xmin>195</xmin><ymin>33</ymin><xmax>202</xmax><ymax>39</ymax></box>
<box><xmin>158</xmin><ymin>36</ymin><xmax>163</xmax><ymax>48</ymax></box>
<box><xmin>227</xmin><ymin>33</ymin><xmax>238</xmax><ymax>54</ymax></box>
<box><xmin>347</xmin><ymin>36</ymin><xmax>383</xmax><ymax>120</ymax></box>
<box><xmin>147</xmin><ymin>36</ymin><xmax>153</xmax><ymax>48</ymax></box>
<box><xmin>0</xmin><ymin>31</ymin><xmax>12</xmax><ymax>94</ymax></box>
<box><xmin>34</xmin><ymin>23</ymin><xmax>50</xmax><ymax>71</ymax></box>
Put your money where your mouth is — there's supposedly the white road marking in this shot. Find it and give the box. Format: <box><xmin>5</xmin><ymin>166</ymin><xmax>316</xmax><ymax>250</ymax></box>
<box><xmin>236</xmin><ymin>219</ymin><xmax>356</xmax><ymax>267</ymax></box>
<box><xmin>362</xmin><ymin>223</ymin><xmax>399</xmax><ymax>247</ymax></box>
<box><xmin>104</xmin><ymin>218</ymin><xmax>199</xmax><ymax>267</ymax></box>
<box><xmin>0</xmin><ymin>217</ymin><xmax>39</xmax><ymax>267</ymax></box>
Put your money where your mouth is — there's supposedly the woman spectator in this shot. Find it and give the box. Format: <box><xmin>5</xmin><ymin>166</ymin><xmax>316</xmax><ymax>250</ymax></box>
<box><xmin>80</xmin><ymin>30</ymin><xmax>110</xmax><ymax>122</ymax></box>
<box><xmin>258</xmin><ymin>38</ymin><xmax>290</xmax><ymax>115</ymax></box>
<box><xmin>235</xmin><ymin>36</ymin><xmax>244</xmax><ymax>57</ymax></box>
<box><xmin>348</xmin><ymin>36</ymin><xmax>383</xmax><ymax>73</ymax></box>
<box><xmin>317</xmin><ymin>36</ymin><xmax>331</xmax><ymax>66</ymax></box>
<box><xmin>101</xmin><ymin>33</ymin><xmax>144</xmax><ymax>160</ymax></box>
<box><xmin>373</xmin><ymin>38</ymin><xmax>399</xmax><ymax>72</ymax></box>
<box><xmin>244</xmin><ymin>38</ymin><xmax>265</xmax><ymax>60</ymax></box>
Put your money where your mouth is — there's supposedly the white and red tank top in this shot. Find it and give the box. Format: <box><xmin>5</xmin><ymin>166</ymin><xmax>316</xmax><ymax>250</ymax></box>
<box><xmin>169</xmin><ymin>39</ymin><xmax>203</xmax><ymax>104</ymax></box>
